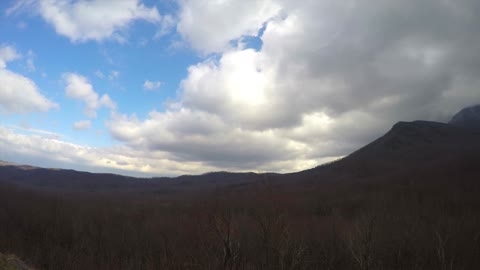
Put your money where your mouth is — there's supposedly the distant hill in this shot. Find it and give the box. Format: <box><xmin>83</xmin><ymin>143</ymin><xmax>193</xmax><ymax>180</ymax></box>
<box><xmin>0</xmin><ymin>163</ymin><xmax>150</xmax><ymax>192</ymax></box>
<box><xmin>0</xmin><ymin>160</ymin><xmax>264</xmax><ymax>194</ymax></box>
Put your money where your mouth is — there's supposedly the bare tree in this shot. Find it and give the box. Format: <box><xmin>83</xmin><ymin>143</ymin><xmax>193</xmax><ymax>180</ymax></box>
<box><xmin>435</xmin><ymin>230</ymin><xmax>456</xmax><ymax>270</ymax></box>
<box><xmin>209</xmin><ymin>208</ymin><xmax>240</xmax><ymax>270</ymax></box>
<box><xmin>344</xmin><ymin>214</ymin><xmax>376</xmax><ymax>270</ymax></box>
<box><xmin>251</xmin><ymin>206</ymin><xmax>306</xmax><ymax>270</ymax></box>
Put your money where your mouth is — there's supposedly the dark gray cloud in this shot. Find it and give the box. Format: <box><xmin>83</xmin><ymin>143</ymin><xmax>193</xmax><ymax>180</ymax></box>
<box><xmin>106</xmin><ymin>0</ymin><xmax>480</xmax><ymax>174</ymax></box>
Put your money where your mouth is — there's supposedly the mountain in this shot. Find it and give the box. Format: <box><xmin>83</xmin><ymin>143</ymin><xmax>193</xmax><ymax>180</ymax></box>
<box><xmin>0</xmin><ymin>160</ymin><xmax>264</xmax><ymax>194</ymax></box>
<box><xmin>0</xmin><ymin>162</ymin><xmax>150</xmax><ymax>192</ymax></box>
<box><xmin>449</xmin><ymin>104</ymin><xmax>480</xmax><ymax>130</ymax></box>
<box><xmin>1</xmin><ymin>117</ymin><xmax>480</xmax><ymax>270</ymax></box>
<box><xmin>279</xmin><ymin>119</ymin><xmax>480</xmax><ymax>189</ymax></box>
<box><xmin>328</xmin><ymin>120</ymin><xmax>479</xmax><ymax>175</ymax></box>
<box><xmin>1</xmin><ymin>118</ymin><xmax>479</xmax><ymax>193</ymax></box>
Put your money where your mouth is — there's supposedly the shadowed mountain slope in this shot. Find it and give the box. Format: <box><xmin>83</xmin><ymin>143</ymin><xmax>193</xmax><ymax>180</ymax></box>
<box><xmin>326</xmin><ymin>120</ymin><xmax>479</xmax><ymax>176</ymax></box>
<box><xmin>285</xmin><ymin>120</ymin><xmax>479</xmax><ymax>181</ymax></box>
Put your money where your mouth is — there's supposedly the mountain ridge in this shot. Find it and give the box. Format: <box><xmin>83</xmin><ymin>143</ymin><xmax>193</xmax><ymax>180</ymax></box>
<box><xmin>1</xmin><ymin>118</ymin><xmax>479</xmax><ymax>193</ymax></box>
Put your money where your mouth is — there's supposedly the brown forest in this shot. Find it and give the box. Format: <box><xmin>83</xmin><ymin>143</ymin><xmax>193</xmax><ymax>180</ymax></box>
<box><xmin>1</xmin><ymin>121</ymin><xmax>480</xmax><ymax>270</ymax></box>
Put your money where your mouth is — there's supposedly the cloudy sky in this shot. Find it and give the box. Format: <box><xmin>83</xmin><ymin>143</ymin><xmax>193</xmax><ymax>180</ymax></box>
<box><xmin>1</xmin><ymin>0</ymin><xmax>479</xmax><ymax>177</ymax></box>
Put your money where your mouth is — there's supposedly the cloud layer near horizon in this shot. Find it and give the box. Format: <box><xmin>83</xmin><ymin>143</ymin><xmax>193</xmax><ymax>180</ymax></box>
<box><xmin>2</xmin><ymin>0</ymin><xmax>480</xmax><ymax>176</ymax></box>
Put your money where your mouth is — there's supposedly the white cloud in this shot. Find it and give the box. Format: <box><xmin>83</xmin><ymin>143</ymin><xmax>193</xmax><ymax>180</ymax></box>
<box><xmin>0</xmin><ymin>45</ymin><xmax>21</xmax><ymax>68</ymax></box>
<box><xmin>94</xmin><ymin>70</ymin><xmax>105</xmax><ymax>79</ymax></box>
<box><xmin>143</xmin><ymin>80</ymin><xmax>162</xmax><ymax>90</ymax></box>
<box><xmin>9</xmin><ymin>0</ymin><xmax>162</xmax><ymax>43</ymax></box>
<box><xmin>73</xmin><ymin>120</ymin><xmax>92</xmax><ymax>130</ymax></box>
<box><xmin>106</xmin><ymin>0</ymin><xmax>480</xmax><ymax>175</ymax></box>
<box><xmin>154</xmin><ymin>14</ymin><xmax>175</xmax><ymax>39</ymax></box>
<box><xmin>16</xmin><ymin>21</ymin><xmax>28</xmax><ymax>30</ymax></box>
<box><xmin>0</xmin><ymin>70</ymin><xmax>59</xmax><ymax>114</ymax></box>
<box><xmin>180</xmin><ymin>48</ymin><xmax>291</xmax><ymax>129</ymax></box>
<box><xmin>0</xmin><ymin>125</ymin><xmax>223</xmax><ymax>177</ymax></box>
<box><xmin>178</xmin><ymin>0</ymin><xmax>480</xmax><ymax>129</ymax></box>
<box><xmin>108</xmin><ymin>70</ymin><xmax>119</xmax><ymax>80</ymax></box>
<box><xmin>10</xmin><ymin>125</ymin><xmax>63</xmax><ymax>140</ymax></box>
<box><xmin>26</xmin><ymin>50</ymin><xmax>35</xmax><ymax>71</ymax></box>
<box><xmin>4</xmin><ymin>1</ymin><xmax>480</xmax><ymax>176</ymax></box>
<box><xmin>63</xmin><ymin>73</ymin><xmax>116</xmax><ymax>118</ymax></box>
<box><xmin>5</xmin><ymin>0</ymin><xmax>35</xmax><ymax>16</ymax></box>
<box><xmin>176</xmin><ymin>0</ymin><xmax>282</xmax><ymax>53</ymax></box>
<box><xmin>107</xmin><ymin>108</ymin><xmax>337</xmax><ymax>172</ymax></box>
<box><xmin>0</xmin><ymin>45</ymin><xmax>58</xmax><ymax>114</ymax></box>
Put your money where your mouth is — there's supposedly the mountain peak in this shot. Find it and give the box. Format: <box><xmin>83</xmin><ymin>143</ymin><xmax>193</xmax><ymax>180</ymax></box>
<box><xmin>391</xmin><ymin>120</ymin><xmax>449</xmax><ymax>131</ymax></box>
<box><xmin>449</xmin><ymin>104</ymin><xmax>480</xmax><ymax>129</ymax></box>
<box><xmin>388</xmin><ymin>121</ymin><xmax>454</xmax><ymax>141</ymax></box>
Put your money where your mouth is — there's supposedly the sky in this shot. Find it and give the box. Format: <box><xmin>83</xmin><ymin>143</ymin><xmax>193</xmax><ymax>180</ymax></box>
<box><xmin>1</xmin><ymin>0</ymin><xmax>480</xmax><ymax>177</ymax></box>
